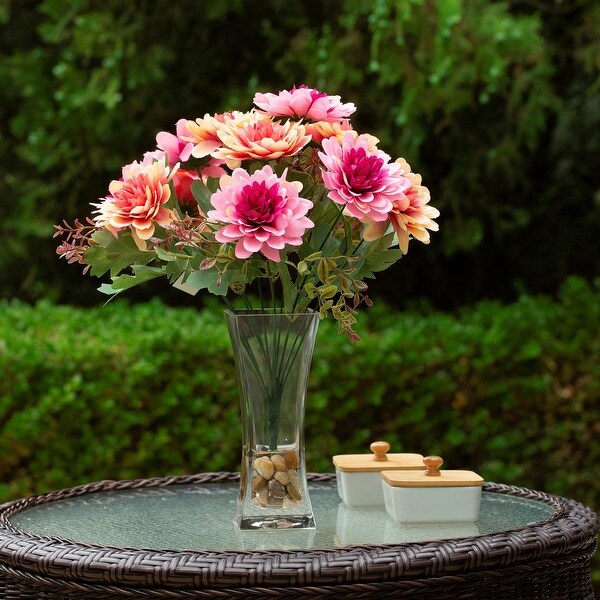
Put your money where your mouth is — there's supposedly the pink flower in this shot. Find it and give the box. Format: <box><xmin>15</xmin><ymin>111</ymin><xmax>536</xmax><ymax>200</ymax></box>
<box><xmin>363</xmin><ymin>159</ymin><xmax>440</xmax><ymax>253</ymax></box>
<box><xmin>319</xmin><ymin>131</ymin><xmax>411</xmax><ymax>222</ymax></box>
<box><xmin>207</xmin><ymin>165</ymin><xmax>313</xmax><ymax>262</ymax></box>
<box><xmin>211</xmin><ymin>112</ymin><xmax>311</xmax><ymax>169</ymax></box>
<box><xmin>156</xmin><ymin>119</ymin><xmax>194</xmax><ymax>165</ymax></box>
<box><xmin>254</xmin><ymin>85</ymin><xmax>356</xmax><ymax>122</ymax></box>
<box><xmin>93</xmin><ymin>160</ymin><xmax>178</xmax><ymax>249</ymax></box>
<box><xmin>199</xmin><ymin>158</ymin><xmax>227</xmax><ymax>182</ymax></box>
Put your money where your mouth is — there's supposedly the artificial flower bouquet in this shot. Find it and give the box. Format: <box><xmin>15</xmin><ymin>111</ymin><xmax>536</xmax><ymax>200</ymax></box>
<box><xmin>55</xmin><ymin>85</ymin><xmax>439</xmax><ymax>340</ymax></box>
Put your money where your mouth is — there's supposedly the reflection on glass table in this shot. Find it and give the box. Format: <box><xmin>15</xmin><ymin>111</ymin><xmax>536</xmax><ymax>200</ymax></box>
<box><xmin>10</xmin><ymin>480</ymin><xmax>555</xmax><ymax>552</ymax></box>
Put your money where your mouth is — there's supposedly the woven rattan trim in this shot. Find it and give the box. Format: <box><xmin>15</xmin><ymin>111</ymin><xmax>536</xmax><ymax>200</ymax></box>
<box><xmin>0</xmin><ymin>551</ymin><xmax>596</xmax><ymax>598</ymax></box>
<box><xmin>0</xmin><ymin>473</ymin><xmax>598</xmax><ymax>591</ymax></box>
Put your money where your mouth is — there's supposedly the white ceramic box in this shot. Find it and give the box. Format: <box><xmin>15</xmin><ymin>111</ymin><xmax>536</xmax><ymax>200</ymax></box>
<box><xmin>332</xmin><ymin>441</ymin><xmax>424</xmax><ymax>507</ymax></box>
<box><xmin>381</xmin><ymin>456</ymin><xmax>484</xmax><ymax>523</ymax></box>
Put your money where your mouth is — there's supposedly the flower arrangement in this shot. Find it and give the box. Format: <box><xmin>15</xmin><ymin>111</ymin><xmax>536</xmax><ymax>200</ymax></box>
<box><xmin>55</xmin><ymin>85</ymin><xmax>439</xmax><ymax>341</ymax></box>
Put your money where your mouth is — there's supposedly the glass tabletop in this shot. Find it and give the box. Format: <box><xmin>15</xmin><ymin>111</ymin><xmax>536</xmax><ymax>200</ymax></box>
<box><xmin>9</xmin><ymin>480</ymin><xmax>555</xmax><ymax>552</ymax></box>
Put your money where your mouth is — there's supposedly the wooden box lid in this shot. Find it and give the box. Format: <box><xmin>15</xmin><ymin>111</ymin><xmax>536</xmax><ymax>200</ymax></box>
<box><xmin>332</xmin><ymin>441</ymin><xmax>424</xmax><ymax>473</ymax></box>
<box><xmin>381</xmin><ymin>456</ymin><xmax>484</xmax><ymax>487</ymax></box>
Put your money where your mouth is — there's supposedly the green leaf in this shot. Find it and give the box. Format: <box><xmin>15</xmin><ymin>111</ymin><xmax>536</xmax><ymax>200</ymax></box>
<box><xmin>354</xmin><ymin>233</ymin><xmax>404</xmax><ymax>279</ymax></box>
<box><xmin>98</xmin><ymin>265</ymin><xmax>165</xmax><ymax>294</ymax></box>
<box><xmin>191</xmin><ymin>180</ymin><xmax>214</xmax><ymax>215</ymax></box>
<box><xmin>187</xmin><ymin>267</ymin><xmax>230</xmax><ymax>296</ymax></box>
<box><xmin>154</xmin><ymin>246</ymin><xmax>187</xmax><ymax>262</ymax></box>
<box><xmin>86</xmin><ymin>230</ymin><xmax>154</xmax><ymax>278</ymax></box>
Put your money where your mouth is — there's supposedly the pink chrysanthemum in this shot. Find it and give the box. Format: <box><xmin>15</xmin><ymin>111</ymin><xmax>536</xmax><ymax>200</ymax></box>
<box><xmin>363</xmin><ymin>158</ymin><xmax>440</xmax><ymax>253</ymax></box>
<box><xmin>207</xmin><ymin>165</ymin><xmax>314</xmax><ymax>262</ymax></box>
<box><xmin>319</xmin><ymin>131</ymin><xmax>411</xmax><ymax>222</ymax></box>
<box><xmin>254</xmin><ymin>85</ymin><xmax>356</xmax><ymax>123</ymax></box>
<box><xmin>155</xmin><ymin>119</ymin><xmax>194</xmax><ymax>165</ymax></box>
<box><xmin>93</xmin><ymin>160</ymin><xmax>178</xmax><ymax>249</ymax></box>
<box><xmin>211</xmin><ymin>112</ymin><xmax>311</xmax><ymax>170</ymax></box>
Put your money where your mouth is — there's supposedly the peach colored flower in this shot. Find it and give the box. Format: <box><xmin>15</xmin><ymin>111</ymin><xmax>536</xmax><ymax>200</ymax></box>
<box><xmin>183</xmin><ymin>111</ymin><xmax>251</xmax><ymax>159</ymax></box>
<box><xmin>363</xmin><ymin>158</ymin><xmax>440</xmax><ymax>253</ymax></box>
<box><xmin>319</xmin><ymin>131</ymin><xmax>410</xmax><ymax>222</ymax></box>
<box><xmin>211</xmin><ymin>112</ymin><xmax>311</xmax><ymax>170</ymax></box>
<box><xmin>207</xmin><ymin>165</ymin><xmax>313</xmax><ymax>262</ymax></box>
<box><xmin>305</xmin><ymin>120</ymin><xmax>353</xmax><ymax>143</ymax></box>
<box><xmin>254</xmin><ymin>85</ymin><xmax>356</xmax><ymax>122</ymax></box>
<box><xmin>93</xmin><ymin>160</ymin><xmax>178</xmax><ymax>250</ymax></box>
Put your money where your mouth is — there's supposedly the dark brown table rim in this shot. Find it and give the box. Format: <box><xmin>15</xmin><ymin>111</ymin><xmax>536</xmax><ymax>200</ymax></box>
<box><xmin>0</xmin><ymin>473</ymin><xmax>597</xmax><ymax>599</ymax></box>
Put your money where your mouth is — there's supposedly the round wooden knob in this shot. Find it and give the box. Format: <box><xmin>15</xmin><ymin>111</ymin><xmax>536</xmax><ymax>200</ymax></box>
<box><xmin>370</xmin><ymin>441</ymin><xmax>390</xmax><ymax>462</ymax></box>
<box><xmin>424</xmin><ymin>455</ymin><xmax>443</xmax><ymax>476</ymax></box>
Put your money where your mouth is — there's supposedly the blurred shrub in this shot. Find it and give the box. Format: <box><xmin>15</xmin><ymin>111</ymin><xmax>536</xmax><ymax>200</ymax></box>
<box><xmin>1</xmin><ymin>0</ymin><xmax>599</xmax><ymax>307</ymax></box>
<box><xmin>1</xmin><ymin>276</ymin><xmax>598</xmax><ymax>514</ymax></box>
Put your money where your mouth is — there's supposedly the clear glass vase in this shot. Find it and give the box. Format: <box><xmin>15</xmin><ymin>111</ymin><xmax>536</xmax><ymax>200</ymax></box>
<box><xmin>225</xmin><ymin>310</ymin><xmax>319</xmax><ymax>530</ymax></box>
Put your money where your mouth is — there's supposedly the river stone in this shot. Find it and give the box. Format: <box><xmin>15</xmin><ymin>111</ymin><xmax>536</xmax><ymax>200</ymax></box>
<box><xmin>273</xmin><ymin>471</ymin><xmax>290</xmax><ymax>486</ymax></box>
<box><xmin>251</xmin><ymin>475</ymin><xmax>267</xmax><ymax>492</ymax></box>
<box><xmin>284</xmin><ymin>450</ymin><xmax>299</xmax><ymax>470</ymax></box>
<box><xmin>288</xmin><ymin>468</ymin><xmax>299</xmax><ymax>488</ymax></box>
<box><xmin>283</xmin><ymin>495</ymin><xmax>298</xmax><ymax>509</ymax></box>
<box><xmin>256</xmin><ymin>487</ymin><xmax>268</xmax><ymax>506</ymax></box>
<box><xmin>271</xmin><ymin>454</ymin><xmax>287</xmax><ymax>471</ymax></box>
<box><xmin>286</xmin><ymin>481</ymin><xmax>302</xmax><ymax>502</ymax></box>
<box><xmin>254</xmin><ymin>456</ymin><xmax>275</xmax><ymax>480</ymax></box>
<box><xmin>268</xmin><ymin>478</ymin><xmax>286</xmax><ymax>500</ymax></box>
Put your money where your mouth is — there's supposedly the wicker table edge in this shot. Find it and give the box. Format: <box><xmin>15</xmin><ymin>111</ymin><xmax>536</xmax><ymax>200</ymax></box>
<box><xmin>0</xmin><ymin>473</ymin><xmax>597</xmax><ymax>590</ymax></box>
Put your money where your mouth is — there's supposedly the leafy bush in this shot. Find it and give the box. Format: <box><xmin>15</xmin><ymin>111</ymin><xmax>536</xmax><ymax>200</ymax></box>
<box><xmin>1</xmin><ymin>277</ymin><xmax>598</xmax><ymax>512</ymax></box>
<box><xmin>1</xmin><ymin>1</ymin><xmax>599</xmax><ymax>308</ymax></box>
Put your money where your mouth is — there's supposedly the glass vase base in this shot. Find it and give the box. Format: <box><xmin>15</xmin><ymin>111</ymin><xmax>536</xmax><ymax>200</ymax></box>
<box><xmin>238</xmin><ymin>514</ymin><xmax>316</xmax><ymax>530</ymax></box>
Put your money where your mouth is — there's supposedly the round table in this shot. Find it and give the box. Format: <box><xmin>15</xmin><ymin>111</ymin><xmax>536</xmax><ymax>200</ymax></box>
<box><xmin>0</xmin><ymin>473</ymin><xmax>597</xmax><ymax>599</ymax></box>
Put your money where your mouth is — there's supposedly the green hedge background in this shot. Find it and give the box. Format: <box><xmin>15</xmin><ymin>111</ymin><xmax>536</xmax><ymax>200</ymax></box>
<box><xmin>2</xmin><ymin>0</ymin><xmax>599</xmax><ymax>308</ymax></box>
<box><xmin>2</xmin><ymin>276</ymin><xmax>598</xmax><ymax>509</ymax></box>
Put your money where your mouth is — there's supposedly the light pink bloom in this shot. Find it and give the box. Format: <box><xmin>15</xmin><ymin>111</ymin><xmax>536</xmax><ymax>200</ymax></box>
<box><xmin>211</xmin><ymin>112</ymin><xmax>311</xmax><ymax>169</ymax></box>
<box><xmin>319</xmin><ymin>131</ymin><xmax>410</xmax><ymax>222</ymax></box>
<box><xmin>199</xmin><ymin>158</ymin><xmax>227</xmax><ymax>182</ymax></box>
<box><xmin>142</xmin><ymin>149</ymin><xmax>166</xmax><ymax>164</ymax></box>
<box><xmin>93</xmin><ymin>160</ymin><xmax>178</xmax><ymax>250</ymax></box>
<box><xmin>254</xmin><ymin>85</ymin><xmax>356</xmax><ymax>122</ymax></box>
<box><xmin>156</xmin><ymin>119</ymin><xmax>194</xmax><ymax>165</ymax></box>
<box><xmin>363</xmin><ymin>158</ymin><xmax>440</xmax><ymax>253</ymax></box>
<box><xmin>207</xmin><ymin>164</ymin><xmax>313</xmax><ymax>262</ymax></box>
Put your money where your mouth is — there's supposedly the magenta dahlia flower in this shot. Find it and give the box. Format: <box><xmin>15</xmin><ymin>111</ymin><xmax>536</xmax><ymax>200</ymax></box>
<box><xmin>254</xmin><ymin>85</ymin><xmax>356</xmax><ymax>123</ymax></box>
<box><xmin>207</xmin><ymin>165</ymin><xmax>314</xmax><ymax>262</ymax></box>
<box><xmin>319</xmin><ymin>131</ymin><xmax>411</xmax><ymax>222</ymax></box>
